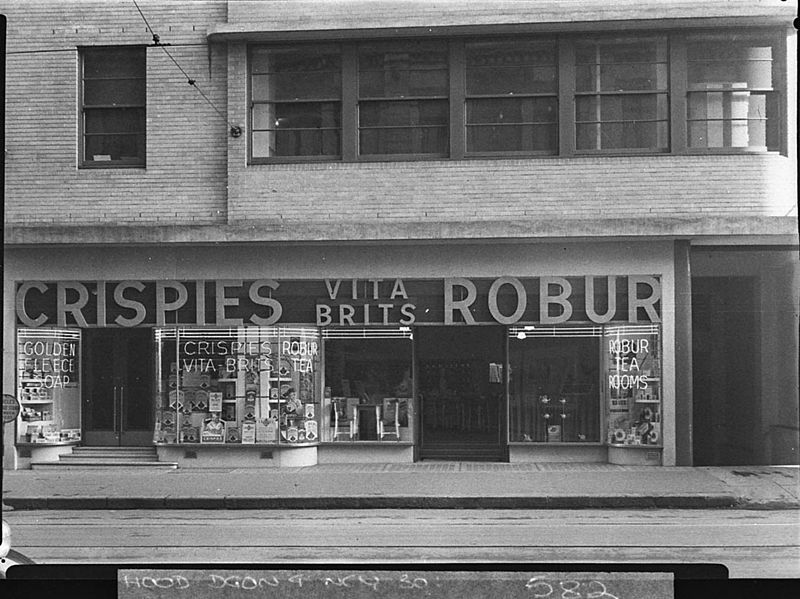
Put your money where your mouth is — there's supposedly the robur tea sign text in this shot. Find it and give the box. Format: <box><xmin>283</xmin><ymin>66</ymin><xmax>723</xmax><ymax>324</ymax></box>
<box><xmin>16</xmin><ymin>276</ymin><xmax>661</xmax><ymax>327</ymax></box>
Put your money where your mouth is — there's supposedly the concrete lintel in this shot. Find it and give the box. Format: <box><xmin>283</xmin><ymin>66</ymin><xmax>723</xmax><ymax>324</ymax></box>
<box><xmin>3</xmin><ymin>217</ymin><xmax>798</xmax><ymax>247</ymax></box>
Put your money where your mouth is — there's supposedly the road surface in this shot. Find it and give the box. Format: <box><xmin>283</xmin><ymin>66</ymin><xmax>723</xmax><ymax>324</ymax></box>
<box><xmin>3</xmin><ymin>508</ymin><xmax>798</xmax><ymax>578</ymax></box>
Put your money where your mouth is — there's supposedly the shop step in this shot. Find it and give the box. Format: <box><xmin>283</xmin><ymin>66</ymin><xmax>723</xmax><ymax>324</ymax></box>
<box><xmin>31</xmin><ymin>446</ymin><xmax>178</xmax><ymax>469</ymax></box>
<box><xmin>420</xmin><ymin>445</ymin><xmax>507</xmax><ymax>461</ymax></box>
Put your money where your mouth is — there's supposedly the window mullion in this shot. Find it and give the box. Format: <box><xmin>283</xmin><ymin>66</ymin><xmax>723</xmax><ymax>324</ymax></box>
<box><xmin>669</xmin><ymin>34</ymin><xmax>687</xmax><ymax>154</ymax></box>
<box><xmin>342</xmin><ymin>43</ymin><xmax>358</xmax><ymax>161</ymax></box>
<box><xmin>558</xmin><ymin>37</ymin><xmax>575</xmax><ymax>157</ymax></box>
<box><xmin>449</xmin><ymin>40</ymin><xmax>465</xmax><ymax>160</ymax></box>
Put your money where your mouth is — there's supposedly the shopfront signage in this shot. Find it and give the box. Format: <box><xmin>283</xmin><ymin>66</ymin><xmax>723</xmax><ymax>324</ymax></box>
<box><xmin>3</xmin><ymin>393</ymin><xmax>21</xmax><ymax>424</ymax></box>
<box><xmin>16</xmin><ymin>276</ymin><xmax>661</xmax><ymax>328</ymax></box>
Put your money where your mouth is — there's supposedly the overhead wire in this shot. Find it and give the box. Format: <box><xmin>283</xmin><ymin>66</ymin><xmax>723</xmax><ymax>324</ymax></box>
<box><xmin>131</xmin><ymin>0</ymin><xmax>241</xmax><ymax>135</ymax></box>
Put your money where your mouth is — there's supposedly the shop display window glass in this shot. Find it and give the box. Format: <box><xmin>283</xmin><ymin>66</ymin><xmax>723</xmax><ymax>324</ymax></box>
<box><xmin>322</xmin><ymin>328</ymin><xmax>414</xmax><ymax>443</ymax></box>
<box><xmin>508</xmin><ymin>326</ymin><xmax>602</xmax><ymax>443</ymax></box>
<box><xmin>604</xmin><ymin>324</ymin><xmax>662</xmax><ymax>447</ymax></box>
<box><xmin>154</xmin><ymin>327</ymin><xmax>321</xmax><ymax>445</ymax></box>
<box><xmin>16</xmin><ymin>328</ymin><xmax>82</xmax><ymax>444</ymax></box>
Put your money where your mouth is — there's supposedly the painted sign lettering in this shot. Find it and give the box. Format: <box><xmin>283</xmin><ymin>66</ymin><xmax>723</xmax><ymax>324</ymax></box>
<box><xmin>16</xmin><ymin>276</ymin><xmax>661</xmax><ymax>327</ymax></box>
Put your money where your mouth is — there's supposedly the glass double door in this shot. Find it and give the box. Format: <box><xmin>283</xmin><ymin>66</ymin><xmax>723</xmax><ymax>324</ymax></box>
<box><xmin>417</xmin><ymin>326</ymin><xmax>507</xmax><ymax>461</ymax></box>
<box><xmin>83</xmin><ymin>328</ymin><xmax>153</xmax><ymax>446</ymax></box>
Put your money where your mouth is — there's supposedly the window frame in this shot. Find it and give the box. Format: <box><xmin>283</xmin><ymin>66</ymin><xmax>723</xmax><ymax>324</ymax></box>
<box><xmin>572</xmin><ymin>34</ymin><xmax>671</xmax><ymax>155</ymax></box>
<box><xmin>249</xmin><ymin>43</ymin><xmax>344</xmax><ymax>162</ymax></box>
<box><xmin>247</xmin><ymin>27</ymin><xmax>787</xmax><ymax>164</ymax></box>
<box><xmin>462</xmin><ymin>37</ymin><xmax>560</xmax><ymax>157</ymax></box>
<box><xmin>79</xmin><ymin>45</ymin><xmax>147</xmax><ymax>169</ymax></box>
<box><xmin>680</xmin><ymin>29</ymin><xmax>785</xmax><ymax>155</ymax></box>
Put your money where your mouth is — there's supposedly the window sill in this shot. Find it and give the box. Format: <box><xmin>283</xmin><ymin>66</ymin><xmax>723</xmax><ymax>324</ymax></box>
<box><xmin>79</xmin><ymin>163</ymin><xmax>146</xmax><ymax>169</ymax></box>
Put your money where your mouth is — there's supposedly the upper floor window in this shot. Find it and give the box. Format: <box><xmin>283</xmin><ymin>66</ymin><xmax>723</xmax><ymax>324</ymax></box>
<box><xmin>686</xmin><ymin>34</ymin><xmax>779</xmax><ymax>151</ymax></box>
<box><xmin>248</xmin><ymin>30</ymin><xmax>785</xmax><ymax>163</ymax></box>
<box><xmin>80</xmin><ymin>46</ymin><xmax>146</xmax><ymax>167</ymax></box>
<box><xmin>251</xmin><ymin>45</ymin><xmax>342</xmax><ymax>159</ymax></box>
<box><xmin>358</xmin><ymin>41</ymin><xmax>449</xmax><ymax>156</ymax></box>
<box><xmin>465</xmin><ymin>39</ymin><xmax>558</xmax><ymax>154</ymax></box>
<box><xmin>575</xmin><ymin>37</ymin><xmax>669</xmax><ymax>151</ymax></box>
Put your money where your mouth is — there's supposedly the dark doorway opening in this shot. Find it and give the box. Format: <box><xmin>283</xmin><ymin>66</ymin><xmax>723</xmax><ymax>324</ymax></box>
<box><xmin>83</xmin><ymin>328</ymin><xmax>154</xmax><ymax>446</ymax></box>
<box><xmin>417</xmin><ymin>326</ymin><xmax>507</xmax><ymax>461</ymax></box>
<box><xmin>692</xmin><ymin>277</ymin><xmax>759</xmax><ymax>465</ymax></box>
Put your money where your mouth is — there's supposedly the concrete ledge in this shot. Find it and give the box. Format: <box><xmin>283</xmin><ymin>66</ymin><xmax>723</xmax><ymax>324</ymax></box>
<box><xmin>4</xmin><ymin>216</ymin><xmax>798</xmax><ymax>246</ymax></box>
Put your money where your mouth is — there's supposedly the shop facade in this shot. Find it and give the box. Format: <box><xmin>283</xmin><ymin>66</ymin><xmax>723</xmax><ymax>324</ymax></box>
<box><xmin>6</xmin><ymin>240</ymin><xmax>683</xmax><ymax>468</ymax></box>
<box><xmin>3</xmin><ymin>1</ymin><xmax>797</xmax><ymax>472</ymax></box>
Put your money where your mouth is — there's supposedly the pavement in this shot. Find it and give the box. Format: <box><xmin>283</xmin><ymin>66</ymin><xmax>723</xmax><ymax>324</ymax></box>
<box><xmin>2</xmin><ymin>463</ymin><xmax>799</xmax><ymax>511</ymax></box>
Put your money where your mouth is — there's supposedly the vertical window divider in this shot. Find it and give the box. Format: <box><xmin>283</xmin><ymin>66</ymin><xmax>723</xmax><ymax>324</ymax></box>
<box><xmin>449</xmin><ymin>40</ymin><xmax>466</xmax><ymax>160</ymax></box>
<box><xmin>558</xmin><ymin>37</ymin><xmax>575</xmax><ymax>157</ymax></box>
<box><xmin>669</xmin><ymin>34</ymin><xmax>687</xmax><ymax>154</ymax></box>
<box><xmin>342</xmin><ymin>43</ymin><xmax>358</xmax><ymax>161</ymax></box>
<box><xmin>775</xmin><ymin>30</ymin><xmax>789</xmax><ymax>157</ymax></box>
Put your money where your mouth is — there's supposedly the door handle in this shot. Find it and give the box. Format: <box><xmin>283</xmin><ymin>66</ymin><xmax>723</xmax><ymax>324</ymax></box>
<box><xmin>119</xmin><ymin>386</ymin><xmax>125</xmax><ymax>433</ymax></box>
<box><xmin>113</xmin><ymin>385</ymin><xmax>118</xmax><ymax>434</ymax></box>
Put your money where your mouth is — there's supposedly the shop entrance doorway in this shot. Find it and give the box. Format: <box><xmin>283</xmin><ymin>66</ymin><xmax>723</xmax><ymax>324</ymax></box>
<box><xmin>417</xmin><ymin>326</ymin><xmax>507</xmax><ymax>461</ymax></box>
<box><xmin>83</xmin><ymin>328</ymin><xmax>154</xmax><ymax>446</ymax></box>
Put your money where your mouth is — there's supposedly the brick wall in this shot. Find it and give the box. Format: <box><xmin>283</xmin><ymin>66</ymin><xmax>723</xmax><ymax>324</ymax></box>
<box><xmin>3</xmin><ymin>0</ymin><xmax>229</xmax><ymax>225</ymax></box>
<box><xmin>226</xmin><ymin>154</ymin><xmax>797</xmax><ymax>224</ymax></box>
<box><xmin>4</xmin><ymin>1</ymin><xmax>797</xmax><ymax>232</ymax></box>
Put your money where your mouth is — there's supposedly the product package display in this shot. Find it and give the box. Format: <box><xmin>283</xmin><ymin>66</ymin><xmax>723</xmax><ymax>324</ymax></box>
<box><xmin>605</xmin><ymin>326</ymin><xmax>662</xmax><ymax>446</ymax></box>
<box><xmin>154</xmin><ymin>327</ymin><xmax>321</xmax><ymax>446</ymax></box>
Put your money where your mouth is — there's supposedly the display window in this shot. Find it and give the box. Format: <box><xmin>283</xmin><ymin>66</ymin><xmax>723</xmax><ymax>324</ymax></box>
<box><xmin>154</xmin><ymin>326</ymin><xmax>321</xmax><ymax>445</ymax></box>
<box><xmin>508</xmin><ymin>323</ymin><xmax>662</xmax><ymax>446</ymax></box>
<box><xmin>322</xmin><ymin>328</ymin><xmax>414</xmax><ymax>443</ymax></box>
<box><xmin>508</xmin><ymin>326</ymin><xmax>602</xmax><ymax>443</ymax></box>
<box><xmin>604</xmin><ymin>324</ymin><xmax>662</xmax><ymax>447</ymax></box>
<box><xmin>16</xmin><ymin>328</ymin><xmax>82</xmax><ymax>444</ymax></box>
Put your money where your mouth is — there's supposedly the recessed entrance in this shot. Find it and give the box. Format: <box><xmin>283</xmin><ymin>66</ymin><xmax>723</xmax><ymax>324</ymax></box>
<box><xmin>417</xmin><ymin>326</ymin><xmax>506</xmax><ymax>461</ymax></box>
<box><xmin>83</xmin><ymin>328</ymin><xmax>154</xmax><ymax>446</ymax></box>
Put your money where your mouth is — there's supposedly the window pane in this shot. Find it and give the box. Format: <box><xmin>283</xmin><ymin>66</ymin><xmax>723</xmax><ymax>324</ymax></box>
<box><xmin>575</xmin><ymin>38</ymin><xmax>668</xmax><ymax>92</ymax></box>
<box><xmin>508</xmin><ymin>333</ymin><xmax>600</xmax><ymax>443</ymax></box>
<box><xmin>84</xmin><ymin>79</ymin><xmax>145</xmax><ymax>106</ymax></box>
<box><xmin>467</xmin><ymin>97</ymin><xmax>557</xmax><ymax>124</ymax></box>
<box><xmin>359</xmin><ymin>41</ymin><xmax>448</xmax><ymax>97</ymax></box>
<box><xmin>85</xmin><ymin>108</ymin><xmax>145</xmax><ymax>134</ymax></box>
<box><xmin>252</xmin><ymin>49</ymin><xmax>341</xmax><ymax>101</ymax></box>
<box><xmin>252</xmin><ymin>103</ymin><xmax>275</xmax><ymax>130</ymax></box>
<box><xmin>360</xmin><ymin>126</ymin><xmax>448</xmax><ymax>155</ymax></box>
<box><xmin>267</xmin><ymin>129</ymin><xmax>340</xmax><ymax>157</ymax></box>
<box><xmin>576</xmin><ymin>39</ymin><xmax>667</xmax><ymax>65</ymax></box>
<box><xmin>688</xmin><ymin>91</ymin><xmax>770</xmax><ymax>148</ymax></box>
<box><xmin>467</xmin><ymin>123</ymin><xmax>557</xmax><ymax>153</ymax></box>
<box><xmin>269</xmin><ymin>102</ymin><xmax>341</xmax><ymax>130</ymax></box>
<box><xmin>466</xmin><ymin>40</ymin><xmax>557</xmax><ymax>94</ymax></box>
<box><xmin>265</xmin><ymin>70</ymin><xmax>340</xmax><ymax>101</ymax></box>
<box><xmin>687</xmin><ymin>42</ymin><xmax>772</xmax><ymax>89</ymax></box>
<box><xmin>323</xmin><ymin>337</ymin><xmax>413</xmax><ymax>443</ymax></box>
<box><xmin>577</xmin><ymin>120</ymin><xmax>668</xmax><ymax>150</ymax></box>
<box><xmin>360</xmin><ymin>100</ymin><xmax>447</xmax><ymax>127</ymax></box>
<box><xmin>253</xmin><ymin>127</ymin><xmax>341</xmax><ymax>158</ymax></box>
<box><xmin>576</xmin><ymin>94</ymin><xmax>668</xmax><ymax>122</ymax></box>
<box><xmin>251</xmin><ymin>102</ymin><xmax>340</xmax><ymax>157</ymax></box>
<box><xmin>81</xmin><ymin>47</ymin><xmax>145</xmax><ymax>166</ymax></box>
<box><xmin>85</xmin><ymin>132</ymin><xmax>145</xmax><ymax>161</ymax></box>
<box><xmin>576</xmin><ymin>62</ymin><xmax>667</xmax><ymax>92</ymax></box>
<box><xmin>83</xmin><ymin>47</ymin><xmax>145</xmax><ymax>79</ymax></box>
